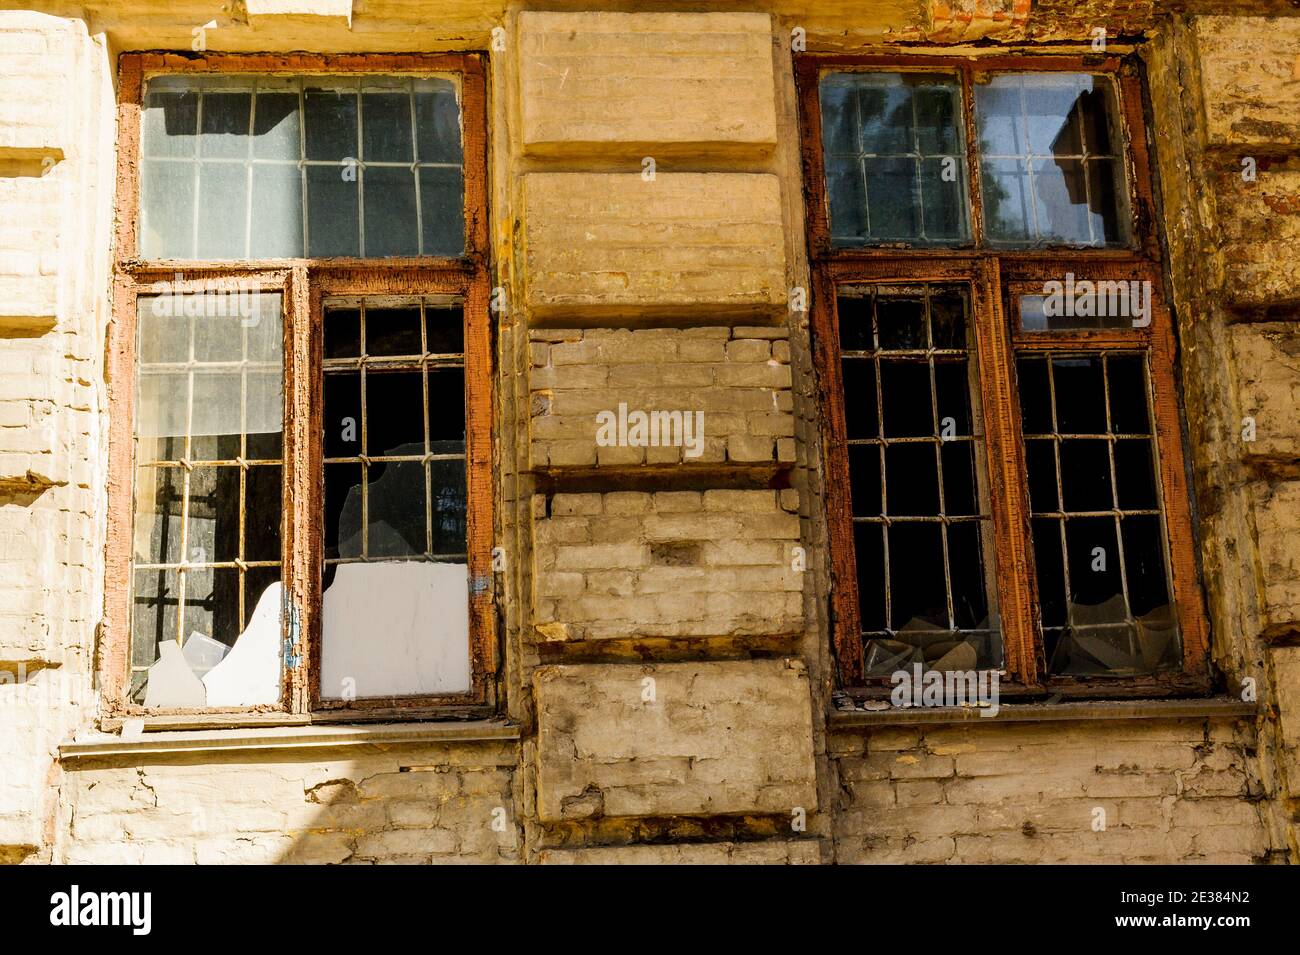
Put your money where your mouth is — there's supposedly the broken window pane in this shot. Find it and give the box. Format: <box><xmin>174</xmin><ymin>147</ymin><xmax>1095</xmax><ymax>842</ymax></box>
<box><xmin>130</xmin><ymin>291</ymin><xmax>285</xmax><ymax>705</ymax></box>
<box><xmin>820</xmin><ymin>72</ymin><xmax>971</xmax><ymax>247</ymax></box>
<box><xmin>320</xmin><ymin>299</ymin><xmax>471</xmax><ymax>699</ymax></box>
<box><xmin>1017</xmin><ymin>350</ymin><xmax>1180</xmax><ymax>675</ymax></box>
<box><xmin>839</xmin><ymin>285</ymin><xmax>1001</xmax><ymax>676</ymax></box>
<box><xmin>140</xmin><ymin>75</ymin><xmax>465</xmax><ymax>260</ymax></box>
<box><xmin>1018</xmin><ymin>287</ymin><xmax>1146</xmax><ymax>332</ymax></box>
<box><xmin>975</xmin><ymin>73</ymin><xmax>1129</xmax><ymax>248</ymax></box>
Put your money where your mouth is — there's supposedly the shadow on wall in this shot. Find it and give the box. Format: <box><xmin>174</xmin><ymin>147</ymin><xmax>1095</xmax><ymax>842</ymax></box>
<box><xmin>60</xmin><ymin>741</ymin><xmax>520</xmax><ymax>865</ymax></box>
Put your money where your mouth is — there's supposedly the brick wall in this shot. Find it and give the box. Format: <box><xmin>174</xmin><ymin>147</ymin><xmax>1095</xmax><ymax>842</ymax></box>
<box><xmin>0</xmin><ymin>10</ymin><xmax>113</xmax><ymax>862</ymax></box>
<box><xmin>528</xmin><ymin>327</ymin><xmax>795</xmax><ymax>469</ymax></box>
<box><xmin>0</xmin><ymin>2</ymin><xmax>1293</xmax><ymax>866</ymax></box>
<box><xmin>60</xmin><ymin>739</ymin><xmax>519</xmax><ymax>864</ymax></box>
<box><xmin>1157</xmin><ymin>14</ymin><xmax>1300</xmax><ymax>856</ymax></box>
<box><xmin>831</xmin><ymin>718</ymin><xmax>1266</xmax><ymax>863</ymax></box>
<box><xmin>532</xmin><ymin>490</ymin><xmax>803</xmax><ymax>642</ymax></box>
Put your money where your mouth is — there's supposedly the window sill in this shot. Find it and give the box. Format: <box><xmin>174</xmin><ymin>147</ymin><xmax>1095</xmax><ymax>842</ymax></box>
<box><xmin>59</xmin><ymin>718</ymin><xmax>519</xmax><ymax>761</ymax></box>
<box><xmin>827</xmin><ymin>696</ymin><xmax>1255</xmax><ymax>730</ymax></box>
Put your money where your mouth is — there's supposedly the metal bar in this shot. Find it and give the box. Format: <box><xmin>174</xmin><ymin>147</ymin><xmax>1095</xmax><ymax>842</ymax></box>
<box><xmin>1103</xmin><ymin>353</ymin><xmax>1136</xmax><ymax>626</ymax></box>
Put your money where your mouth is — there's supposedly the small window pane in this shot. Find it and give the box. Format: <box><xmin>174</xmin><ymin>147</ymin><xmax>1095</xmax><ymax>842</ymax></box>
<box><xmin>140</xmin><ymin>75</ymin><xmax>466</xmax><ymax>261</ymax></box>
<box><xmin>820</xmin><ymin>72</ymin><xmax>970</xmax><ymax>247</ymax></box>
<box><xmin>195</xmin><ymin>163</ymin><xmax>248</xmax><ymax>259</ymax></box>
<box><xmin>367</xmin><ymin>460</ymin><xmax>426</xmax><ymax>557</ymax></box>
<box><xmin>306</xmin><ymin>165</ymin><xmax>360</xmax><ymax>257</ymax></box>
<box><xmin>366</xmin><ymin>371</ymin><xmax>425</xmax><ymax>456</ymax></box>
<box><xmin>362</xmin><ymin>91</ymin><xmax>414</xmax><ymax>162</ymax></box>
<box><xmin>140</xmin><ymin>161</ymin><xmax>196</xmax><ymax>259</ymax></box>
<box><xmin>251</xmin><ymin>92</ymin><xmax>300</xmax><ymax>159</ymax></box>
<box><xmin>415</xmin><ymin>82</ymin><xmax>463</xmax><ymax>164</ymax></box>
<box><xmin>363</xmin><ymin>166</ymin><xmax>419</xmax><ymax>257</ymax></box>
<box><xmin>142</xmin><ymin>90</ymin><xmax>197</xmax><ymax>158</ymax></box>
<box><xmin>1107</xmin><ymin>355</ymin><xmax>1151</xmax><ymax>434</ymax></box>
<box><xmin>366</xmin><ymin>306</ymin><xmax>423</xmax><ymax>356</ymax></box>
<box><xmin>322</xmin><ymin>372</ymin><xmax>362</xmax><ymax>460</ymax></box>
<box><xmin>419</xmin><ymin>166</ymin><xmax>465</xmax><ymax>256</ymax></box>
<box><xmin>324</xmin><ymin>462</ymin><xmax>363</xmax><ymax>559</ymax></box>
<box><xmin>429</xmin><ymin>459</ymin><xmax>468</xmax><ymax>553</ymax></box>
<box><xmin>199</xmin><ymin>92</ymin><xmax>251</xmax><ymax>158</ymax></box>
<box><xmin>424</xmin><ymin>308</ymin><xmax>464</xmax><ymax>354</ymax></box>
<box><xmin>324</xmin><ymin>307</ymin><xmax>361</xmax><ymax>359</ymax></box>
<box><xmin>976</xmin><ymin>73</ymin><xmax>1129</xmax><ymax>248</ymax></box>
<box><xmin>1017</xmin><ymin>281</ymin><xmax>1151</xmax><ymax>333</ymax></box>
<box><xmin>250</xmin><ymin>164</ymin><xmax>304</xmax><ymax>258</ymax></box>
<box><xmin>305</xmin><ymin>88</ymin><xmax>358</xmax><ymax>161</ymax></box>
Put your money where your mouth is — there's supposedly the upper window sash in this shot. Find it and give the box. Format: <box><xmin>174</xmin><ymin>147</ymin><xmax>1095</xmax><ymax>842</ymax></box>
<box><xmin>137</xmin><ymin>73</ymin><xmax>465</xmax><ymax>261</ymax></box>
<box><xmin>798</xmin><ymin>55</ymin><xmax>1153</xmax><ymax>259</ymax></box>
<box><xmin>115</xmin><ymin>53</ymin><xmax>488</xmax><ymax>269</ymax></box>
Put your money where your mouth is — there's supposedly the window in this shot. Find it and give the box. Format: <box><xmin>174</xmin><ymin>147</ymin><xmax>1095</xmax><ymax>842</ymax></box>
<box><xmin>797</xmin><ymin>54</ymin><xmax>1209</xmax><ymax>697</ymax></box>
<box><xmin>102</xmin><ymin>54</ymin><xmax>494</xmax><ymax>719</ymax></box>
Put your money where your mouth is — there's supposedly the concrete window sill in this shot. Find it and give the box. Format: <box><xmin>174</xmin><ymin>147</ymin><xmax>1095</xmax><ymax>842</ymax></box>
<box><xmin>59</xmin><ymin>719</ymin><xmax>519</xmax><ymax>761</ymax></box>
<box><xmin>827</xmin><ymin>697</ymin><xmax>1256</xmax><ymax>729</ymax></box>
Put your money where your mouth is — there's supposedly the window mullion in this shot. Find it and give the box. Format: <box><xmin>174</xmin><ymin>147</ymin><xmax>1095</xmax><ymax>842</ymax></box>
<box><xmin>283</xmin><ymin>264</ymin><xmax>316</xmax><ymax>714</ymax></box>
<box><xmin>813</xmin><ymin>264</ymin><xmax>866</xmax><ymax>684</ymax></box>
<box><xmin>463</xmin><ymin>274</ymin><xmax>496</xmax><ymax>698</ymax></box>
<box><xmin>972</xmin><ymin>258</ymin><xmax>1041</xmax><ymax>685</ymax></box>
<box><xmin>1147</xmin><ymin>295</ymin><xmax>1210</xmax><ymax>680</ymax></box>
<box><xmin>961</xmin><ymin>64</ymin><xmax>986</xmax><ymax>249</ymax></box>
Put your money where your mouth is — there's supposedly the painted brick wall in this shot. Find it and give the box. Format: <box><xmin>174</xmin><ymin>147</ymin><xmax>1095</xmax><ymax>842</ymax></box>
<box><xmin>531</xmin><ymin>490</ymin><xmax>803</xmax><ymax>642</ymax></box>
<box><xmin>528</xmin><ymin>326</ymin><xmax>795</xmax><ymax>469</ymax></box>
<box><xmin>831</xmin><ymin>718</ymin><xmax>1267</xmax><ymax>863</ymax></box>
<box><xmin>0</xmin><ymin>3</ymin><xmax>1292</xmax><ymax>867</ymax></box>
<box><xmin>0</xmin><ymin>10</ymin><xmax>113</xmax><ymax>862</ymax></box>
<box><xmin>60</xmin><ymin>740</ymin><xmax>519</xmax><ymax>864</ymax></box>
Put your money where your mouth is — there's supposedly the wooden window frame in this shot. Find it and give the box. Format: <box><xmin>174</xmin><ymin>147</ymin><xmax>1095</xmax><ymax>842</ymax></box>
<box><xmin>100</xmin><ymin>52</ymin><xmax>496</xmax><ymax>722</ymax></box>
<box><xmin>796</xmin><ymin>52</ymin><xmax>1210</xmax><ymax>700</ymax></box>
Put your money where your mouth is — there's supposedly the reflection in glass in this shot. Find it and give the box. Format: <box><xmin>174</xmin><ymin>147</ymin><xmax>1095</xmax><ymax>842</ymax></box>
<box><xmin>139</xmin><ymin>75</ymin><xmax>465</xmax><ymax>260</ymax></box>
<box><xmin>820</xmin><ymin>72</ymin><xmax>970</xmax><ymax>247</ymax></box>
<box><xmin>130</xmin><ymin>292</ymin><xmax>285</xmax><ymax>703</ymax></box>
<box><xmin>975</xmin><ymin>73</ymin><xmax>1128</xmax><ymax>247</ymax></box>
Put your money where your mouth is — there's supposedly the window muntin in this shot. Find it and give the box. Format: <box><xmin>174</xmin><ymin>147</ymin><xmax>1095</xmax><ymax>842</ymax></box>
<box><xmin>839</xmin><ymin>285</ymin><xmax>1002</xmax><ymax>676</ymax></box>
<box><xmin>817</xmin><ymin>67</ymin><xmax>1132</xmax><ymax>251</ymax></box>
<box><xmin>139</xmin><ymin>74</ymin><xmax>465</xmax><ymax>260</ymax></box>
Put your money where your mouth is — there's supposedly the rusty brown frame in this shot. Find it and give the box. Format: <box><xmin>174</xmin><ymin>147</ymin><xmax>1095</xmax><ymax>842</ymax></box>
<box><xmin>797</xmin><ymin>51</ymin><xmax>1209</xmax><ymax>697</ymax></box>
<box><xmin>101</xmin><ymin>52</ymin><xmax>495</xmax><ymax>721</ymax></box>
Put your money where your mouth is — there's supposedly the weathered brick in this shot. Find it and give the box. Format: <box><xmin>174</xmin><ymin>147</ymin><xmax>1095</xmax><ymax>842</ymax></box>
<box><xmin>1196</xmin><ymin>16</ymin><xmax>1300</xmax><ymax>149</ymax></box>
<box><xmin>532</xmin><ymin>490</ymin><xmax>803</xmax><ymax>641</ymax></box>
<box><xmin>521</xmin><ymin>173</ymin><xmax>786</xmax><ymax>319</ymax></box>
<box><xmin>534</xmin><ymin>659</ymin><xmax>816</xmax><ymax>821</ymax></box>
